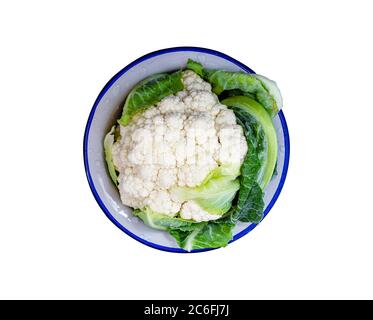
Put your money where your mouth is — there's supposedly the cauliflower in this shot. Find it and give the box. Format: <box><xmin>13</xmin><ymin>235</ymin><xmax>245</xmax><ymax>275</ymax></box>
<box><xmin>103</xmin><ymin>58</ymin><xmax>283</xmax><ymax>251</ymax></box>
<box><xmin>112</xmin><ymin>70</ymin><xmax>248</xmax><ymax>222</ymax></box>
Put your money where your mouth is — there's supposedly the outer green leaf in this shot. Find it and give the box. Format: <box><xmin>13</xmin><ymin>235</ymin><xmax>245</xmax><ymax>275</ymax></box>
<box><xmin>229</xmin><ymin>116</ymin><xmax>265</xmax><ymax>223</ymax></box>
<box><xmin>233</xmin><ymin>181</ymin><xmax>264</xmax><ymax>223</ymax></box>
<box><xmin>170</xmin><ymin>221</ymin><xmax>234</xmax><ymax>252</ymax></box>
<box><xmin>118</xmin><ymin>71</ymin><xmax>184</xmax><ymax>126</ymax></box>
<box><xmin>186</xmin><ymin>59</ymin><xmax>204</xmax><ymax>77</ymax></box>
<box><xmin>206</xmin><ymin>71</ymin><xmax>278</xmax><ymax>116</ymax></box>
<box><xmin>254</xmin><ymin>74</ymin><xmax>283</xmax><ymax>111</ymax></box>
<box><xmin>186</xmin><ymin>59</ymin><xmax>281</xmax><ymax>117</ymax></box>
<box><xmin>103</xmin><ymin>125</ymin><xmax>118</xmax><ymax>185</ymax></box>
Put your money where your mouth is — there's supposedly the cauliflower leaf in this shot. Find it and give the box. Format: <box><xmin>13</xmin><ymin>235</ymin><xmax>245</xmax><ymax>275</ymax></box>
<box><xmin>171</xmin><ymin>165</ymin><xmax>241</xmax><ymax>215</ymax></box>
<box><xmin>118</xmin><ymin>71</ymin><xmax>184</xmax><ymax>126</ymax></box>
<box><xmin>169</xmin><ymin>220</ymin><xmax>234</xmax><ymax>252</ymax></box>
<box><xmin>187</xmin><ymin>59</ymin><xmax>281</xmax><ymax>117</ymax></box>
<box><xmin>185</xmin><ymin>59</ymin><xmax>204</xmax><ymax>77</ymax></box>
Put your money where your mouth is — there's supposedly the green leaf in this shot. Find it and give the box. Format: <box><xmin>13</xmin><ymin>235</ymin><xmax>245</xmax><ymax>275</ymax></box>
<box><xmin>169</xmin><ymin>220</ymin><xmax>234</xmax><ymax>251</ymax></box>
<box><xmin>254</xmin><ymin>74</ymin><xmax>283</xmax><ymax>111</ymax></box>
<box><xmin>233</xmin><ymin>181</ymin><xmax>264</xmax><ymax>223</ymax></box>
<box><xmin>186</xmin><ymin>60</ymin><xmax>281</xmax><ymax>117</ymax></box>
<box><xmin>207</xmin><ymin>71</ymin><xmax>278</xmax><ymax>116</ymax></box>
<box><xmin>171</xmin><ymin>164</ymin><xmax>241</xmax><ymax>215</ymax></box>
<box><xmin>103</xmin><ymin>125</ymin><xmax>118</xmax><ymax>185</ymax></box>
<box><xmin>230</xmin><ymin>113</ymin><xmax>266</xmax><ymax>223</ymax></box>
<box><xmin>186</xmin><ymin>59</ymin><xmax>204</xmax><ymax>77</ymax></box>
<box><xmin>117</xmin><ymin>71</ymin><xmax>184</xmax><ymax>126</ymax></box>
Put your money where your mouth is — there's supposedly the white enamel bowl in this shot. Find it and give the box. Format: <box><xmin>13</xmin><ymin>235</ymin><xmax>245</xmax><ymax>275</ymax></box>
<box><xmin>83</xmin><ymin>47</ymin><xmax>290</xmax><ymax>253</ymax></box>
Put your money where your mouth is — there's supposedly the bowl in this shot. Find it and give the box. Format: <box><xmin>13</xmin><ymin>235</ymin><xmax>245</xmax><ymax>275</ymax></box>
<box><xmin>83</xmin><ymin>47</ymin><xmax>290</xmax><ymax>253</ymax></box>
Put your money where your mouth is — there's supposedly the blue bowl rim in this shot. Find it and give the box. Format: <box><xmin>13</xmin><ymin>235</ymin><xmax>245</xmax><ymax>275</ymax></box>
<box><xmin>83</xmin><ymin>46</ymin><xmax>290</xmax><ymax>253</ymax></box>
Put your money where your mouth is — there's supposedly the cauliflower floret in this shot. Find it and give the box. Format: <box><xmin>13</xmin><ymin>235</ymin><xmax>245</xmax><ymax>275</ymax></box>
<box><xmin>180</xmin><ymin>201</ymin><xmax>221</xmax><ymax>222</ymax></box>
<box><xmin>177</xmin><ymin>164</ymin><xmax>216</xmax><ymax>188</ymax></box>
<box><xmin>176</xmin><ymin>90</ymin><xmax>188</xmax><ymax>99</ymax></box>
<box><xmin>158</xmin><ymin>168</ymin><xmax>177</xmax><ymax>189</ymax></box>
<box><xmin>217</xmin><ymin>125</ymin><xmax>248</xmax><ymax>164</ymax></box>
<box><xmin>142</xmin><ymin>107</ymin><xmax>160</xmax><ymax>119</ymax></box>
<box><xmin>215</xmin><ymin>108</ymin><xmax>237</xmax><ymax>129</ymax></box>
<box><xmin>132</xmin><ymin>165</ymin><xmax>158</xmax><ymax>182</ymax></box>
<box><xmin>117</xmin><ymin>173</ymin><xmax>154</xmax><ymax>208</ymax></box>
<box><xmin>182</xmin><ymin>70</ymin><xmax>211</xmax><ymax>92</ymax></box>
<box><xmin>112</xmin><ymin>70</ymin><xmax>248</xmax><ymax>221</ymax></box>
<box><xmin>146</xmin><ymin>190</ymin><xmax>181</xmax><ymax>216</ymax></box>
<box><xmin>157</xmin><ymin>95</ymin><xmax>186</xmax><ymax>114</ymax></box>
<box><xmin>183</xmin><ymin>90</ymin><xmax>218</xmax><ymax>112</ymax></box>
<box><xmin>184</xmin><ymin>114</ymin><xmax>214</xmax><ymax>152</ymax></box>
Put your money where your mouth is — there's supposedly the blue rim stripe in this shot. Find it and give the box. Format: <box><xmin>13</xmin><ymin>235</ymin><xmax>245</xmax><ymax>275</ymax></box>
<box><xmin>83</xmin><ymin>46</ymin><xmax>290</xmax><ymax>253</ymax></box>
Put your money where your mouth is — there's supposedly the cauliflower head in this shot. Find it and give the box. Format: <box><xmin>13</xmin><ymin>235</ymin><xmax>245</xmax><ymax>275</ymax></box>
<box><xmin>112</xmin><ymin>70</ymin><xmax>248</xmax><ymax>222</ymax></box>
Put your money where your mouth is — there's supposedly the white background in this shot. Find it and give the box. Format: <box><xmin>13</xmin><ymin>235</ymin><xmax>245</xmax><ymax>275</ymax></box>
<box><xmin>1</xmin><ymin>0</ymin><xmax>372</xmax><ymax>300</ymax></box>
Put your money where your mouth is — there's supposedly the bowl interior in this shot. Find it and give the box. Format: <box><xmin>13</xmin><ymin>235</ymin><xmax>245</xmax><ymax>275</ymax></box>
<box><xmin>84</xmin><ymin>49</ymin><xmax>289</xmax><ymax>252</ymax></box>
